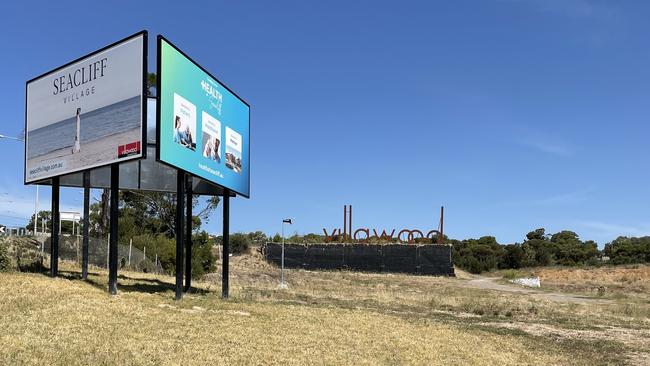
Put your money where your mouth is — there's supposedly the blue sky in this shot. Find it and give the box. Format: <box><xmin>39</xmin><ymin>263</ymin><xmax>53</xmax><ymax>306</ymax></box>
<box><xmin>1</xmin><ymin>0</ymin><xmax>649</xmax><ymax>245</ymax></box>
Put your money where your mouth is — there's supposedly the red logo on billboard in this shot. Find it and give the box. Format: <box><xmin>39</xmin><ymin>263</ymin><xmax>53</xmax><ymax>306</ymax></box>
<box><xmin>118</xmin><ymin>141</ymin><xmax>141</xmax><ymax>158</ymax></box>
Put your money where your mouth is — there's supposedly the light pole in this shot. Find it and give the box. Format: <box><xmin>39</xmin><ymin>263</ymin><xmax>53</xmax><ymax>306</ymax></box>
<box><xmin>0</xmin><ymin>134</ymin><xmax>38</xmax><ymax>236</ymax></box>
<box><xmin>280</xmin><ymin>218</ymin><xmax>292</xmax><ymax>289</ymax></box>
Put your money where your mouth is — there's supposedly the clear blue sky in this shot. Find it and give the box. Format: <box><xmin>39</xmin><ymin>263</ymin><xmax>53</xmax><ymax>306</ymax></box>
<box><xmin>1</xmin><ymin>1</ymin><xmax>649</xmax><ymax>245</ymax></box>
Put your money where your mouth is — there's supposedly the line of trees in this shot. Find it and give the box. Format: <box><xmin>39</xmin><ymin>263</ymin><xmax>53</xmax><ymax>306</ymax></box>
<box><xmin>449</xmin><ymin>228</ymin><xmax>650</xmax><ymax>274</ymax></box>
<box><xmin>603</xmin><ymin>236</ymin><xmax>650</xmax><ymax>264</ymax></box>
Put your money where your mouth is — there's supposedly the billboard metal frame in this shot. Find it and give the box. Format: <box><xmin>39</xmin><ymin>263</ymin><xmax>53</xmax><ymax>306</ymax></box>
<box><xmin>24</xmin><ymin>30</ymin><xmax>148</xmax><ymax>185</ymax></box>
<box><xmin>156</xmin><ymin>35</ymin><xmax>251</xmax><ymax>198</ymax></box>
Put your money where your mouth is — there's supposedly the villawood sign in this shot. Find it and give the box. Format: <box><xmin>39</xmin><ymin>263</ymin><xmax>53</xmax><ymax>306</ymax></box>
<box><xmin>322</xmin><ymin>205</ymin><xmax>446</xmax><ymax>244</ymax></box>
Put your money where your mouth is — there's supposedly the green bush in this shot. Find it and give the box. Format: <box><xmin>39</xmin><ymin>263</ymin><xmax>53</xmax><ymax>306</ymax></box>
<box><xmin>230</xmin><ymin>233</ymin><xmax>251</xmax><ymax>254</ymax></box>
<box><xmin>451</xmin><ymin>236</ymin><xmax>504</xmax><ymax>274</ymax></box>
<box><xmin>0</xmin><ymin>242</ymin><xmax>11</xmax><ymax>272</ymax></box>
<box><xmin>136</xmin><ymin>259</ymin><xmax>157</xmax><ymax>273</ymax></box>
<box><xmin>190</xmin><ymin>231</ymin><xmax>216</xmax><ymax>278</ymax></box>
<box><xmin>131</xmin><ymin>234</ymin><xmax>175</xmax><ymax>273</ymax></box>
<box><xmin>501</xmin><ymin>269</ymin><xmax>520</xmax><ymax>279</ymax></box>
<box><xmin>130</xmin><ymin>232</ymin><xmax>215</xmax><ymax>277</ymax></box>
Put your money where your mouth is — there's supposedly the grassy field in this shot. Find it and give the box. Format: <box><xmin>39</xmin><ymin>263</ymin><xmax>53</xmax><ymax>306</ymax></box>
<box><xmin>1</xmin><ymin>245</ymin><xmax>649</xmax><ymax>365</ymax></box>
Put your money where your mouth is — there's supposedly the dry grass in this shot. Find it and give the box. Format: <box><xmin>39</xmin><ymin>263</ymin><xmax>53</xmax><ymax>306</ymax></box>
<box><xmin>1</xmin><ymin>249</ymin><xmax>649</xmax><ymax>365</ymax></box>
<box><xmin>492</xmin><ymin>265</ymin><xmax>650</xmax><ymax>306</ymax></box>
<box><xmin>536</xmin><ymin>265</ymin><xmax>650</xmax><ymax>293</ymax></box>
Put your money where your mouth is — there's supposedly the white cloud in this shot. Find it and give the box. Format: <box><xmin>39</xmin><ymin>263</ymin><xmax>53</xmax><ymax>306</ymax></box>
<box><xmin>497</xmin><ymin>187</ymin><xmax>593</xmax><ymax>208</ymax></box>
<box><xmin>516</xmin><ymin>138</ymin><xmax>573</xmax><ymax>157</ymax></box>
<box><xmin>0</xmin><ymin>190</ymin><xmax>82</xmax><ymax>226</ymax></box>
<box><xmin>575</xmin><ymin>220</ymin><xmax>650</xmax><ymax>238</ymax></box>
<box><xmin>502</xmin><ymin>0</ymin><xmax>616</xmax><ymax>20</ymax></box>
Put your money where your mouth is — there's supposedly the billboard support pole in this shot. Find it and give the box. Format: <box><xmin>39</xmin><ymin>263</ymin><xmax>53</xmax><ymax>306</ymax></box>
<box><xmin>222</xmin><ymin>189</ymin><xmax>230</xmax><ymax>299</ymax></box>
<box><xmin>108</xmin><ymin>164</ymin><xmax>119</xmax><ymax>295</ymax></box>
<box><xmin>50</xmin><ymin>177</ymin><xmax>60</xmax><ymax>277</ymax></box>
<box><xmin>184</xmin><ymin>175</ymin><xmax>192</xmax><ymax>292</ymax></box>
<box><xmin>82</xmin><ymin>171</ymin><xmax>90</xmax><ymax>280</ymax></box>
<box><xmin>175</xmin><ymin>171</ymin><xmax>185</xmax><ymax>300</ymax></box>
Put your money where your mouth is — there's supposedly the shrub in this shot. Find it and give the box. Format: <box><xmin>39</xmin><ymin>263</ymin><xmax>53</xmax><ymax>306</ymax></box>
<box><xmin>130</xmin><ymin>232</ymin><xmax>216</xmax><ymax>277</ymax></box>
<box><xmin>0</xmin><ymin>242</ymin><xmax>11</xmax><ymax>272</ymax></box>
<box><xmin>230</xmin><ymin>233</ymin><xmax>251</xmax><ymax>254</ymax></box>
<box><xmin>191</xmin><ymin>231</ymin><xmax>216</xmax><ymax>278</ymax></box>
<box><xmin>501</xmin><ymin>269</ymin><xmax>520</xmax><ymax>280</ymax></box>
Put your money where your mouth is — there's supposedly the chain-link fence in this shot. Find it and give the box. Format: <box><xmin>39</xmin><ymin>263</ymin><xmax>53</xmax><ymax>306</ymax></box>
<box><xmin>39</xmin><ymin>234</ymin><xmax>164</xmax><ymax>274</ymax></box>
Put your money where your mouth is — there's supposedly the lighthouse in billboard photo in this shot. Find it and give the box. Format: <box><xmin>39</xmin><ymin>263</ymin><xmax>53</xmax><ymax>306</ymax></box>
<box><xmin>72</xmin><ymin>107</ymin><xmax>81</xmax><ymax>154</ymax></box>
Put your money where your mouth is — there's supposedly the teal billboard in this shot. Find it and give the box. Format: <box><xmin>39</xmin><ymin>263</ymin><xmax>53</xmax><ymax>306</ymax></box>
<box><xmin>157</xmin><ymin>36</ymin><xmax>250</xmax><ymax>197</ymax></box>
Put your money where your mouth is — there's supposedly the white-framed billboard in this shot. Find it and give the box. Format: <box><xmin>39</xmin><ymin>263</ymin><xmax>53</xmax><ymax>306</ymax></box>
<box><xmin>25</xmin><ymin>31</ymin><xmax>147</xmax><ymax>183</ymax></box>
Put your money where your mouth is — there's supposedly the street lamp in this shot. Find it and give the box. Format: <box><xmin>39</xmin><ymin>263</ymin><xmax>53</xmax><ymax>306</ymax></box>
<box><xmin>0</xmin><ymin>133</ymin><xmax>39</xmax><ymax>237</ymax></box>
<box><xmin>280</xmin><ymin>218</ymin><xmax>292</xmax><ymax>289</ymax></box>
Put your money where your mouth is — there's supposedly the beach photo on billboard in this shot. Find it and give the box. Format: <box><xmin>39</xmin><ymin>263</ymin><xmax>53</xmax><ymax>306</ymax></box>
<box><xmin>25</xmin><ymin>31</ymin><xmax>146</xmax><ymax>183</ymax></box>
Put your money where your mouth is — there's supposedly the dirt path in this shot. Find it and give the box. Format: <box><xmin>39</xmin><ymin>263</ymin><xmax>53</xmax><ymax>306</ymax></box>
<box><xmin>463</xmin><ymin>277</ymin><xmax>612</xmax><ymax>304</ymax></box>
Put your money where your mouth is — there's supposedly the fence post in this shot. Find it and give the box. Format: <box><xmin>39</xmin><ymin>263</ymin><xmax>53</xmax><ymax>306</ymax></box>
<box><xmin>128</xmin><ymin>239</ymin><xmax>132</xmax><ymax>266</ymax></box>
<box><xmin>106</xmin><ymin>234</ymin><xmax>110</xmax><ymax>269</ymax></box>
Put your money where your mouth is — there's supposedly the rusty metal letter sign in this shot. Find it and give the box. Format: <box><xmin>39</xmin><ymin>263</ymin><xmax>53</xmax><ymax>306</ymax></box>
<box><xmin>323</xmin><ymin>205</ymin><xmax>446</xmax><ymax>244</ymax></box>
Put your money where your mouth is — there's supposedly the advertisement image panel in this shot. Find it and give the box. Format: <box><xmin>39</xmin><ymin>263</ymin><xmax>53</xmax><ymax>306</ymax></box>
<box><xmin>25</xmin><ymin>31</ymin><xmax>146</xmax><ymax>183</ymax></box>
<box><xmin>157</xmin><ymin>37</ymin><xmax>250</xmax><ymax>197</ymax></box>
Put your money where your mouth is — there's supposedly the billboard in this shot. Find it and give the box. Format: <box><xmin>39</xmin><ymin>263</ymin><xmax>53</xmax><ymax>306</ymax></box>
<box><xmin>157</xmin><ymin>36</ymin><xmax>250</xmax><ymax>198</ymax></box>
<box><xmin>25</xmin><ymin>31</ymin><xmax>147</xmax><ymax>183</ymax></box>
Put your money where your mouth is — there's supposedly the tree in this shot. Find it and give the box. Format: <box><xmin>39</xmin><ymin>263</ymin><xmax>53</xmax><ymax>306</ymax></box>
<box><xmin>247</xmin><ymin>231</ymin><xmax>268</xmax><ymax>246</ymax></box>
<box><xmin>526</xmin><ymin>228</ymin><xmax>547</xmax><ymax>241</ymax></box>
<box><xmin>119</xmin><ymin>191</ymin><xmax>220</xmax><ymax>239</ymax></box>
<box><xmin>99</xmin><ymin>189</ymin><xmax>110</xmax><ymax>238</ymax></box>
<box><xmin>26</xmin><ymin>211</ymin><xmax>51</xmax><ymax>232</ymax></box>
<box><xmin>147</xmin><ymin>72</ymin><xmax>157</xmax><ymax>97</ymax></box>
<box><xmin>500</xmin><ymin>244</ymin><xmax>524</xmax><ymax>269</ymax></box>
<box><xmin>451</xmin><ymin>236</ymin><xmax>504</xmax><ymax>274</ymax></box>
<box><xmin>25</xmin><ymin>211</ymin><xmax>76</xmax><ymax>234</ymax></box>
<box><xmin>549</xmin><ymin>230</ymin><xmax>598</xmax><ymax>265</ymax></box>
<box><xmin>605</xmin><ymin>236</ymin><xmax>650</xmax><ymax>264</ymax></box>
<box><xmin>521</xmin><ymin>228</ymin><xmax>555</xmax><ymax>267</ymax></box>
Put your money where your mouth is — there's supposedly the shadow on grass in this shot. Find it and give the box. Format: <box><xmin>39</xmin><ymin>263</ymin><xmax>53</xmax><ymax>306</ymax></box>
<box><xmin>39</xmin><ymin>268</ymin><xmax>210</xmax><ymax>296</ymax></box>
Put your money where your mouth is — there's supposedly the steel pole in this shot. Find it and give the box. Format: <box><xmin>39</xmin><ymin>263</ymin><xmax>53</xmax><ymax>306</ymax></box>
<box><xmin>34</xmin><ymin>185</ymin><xmax>39</xmax><ymax>236</ymax></box>
<box><xmin>50</xmin><ymin>177</ymin><xmax>60</xmax><ymax>277</ymax></box>
<box><xmin>222</xmin><ymin>189</ymin><xmax>230</xmax><ymax>299</ymax></box>
<box><xmin>184</xmin><ymin>175</ymin><xmax>192</xmax><ymax>292</ymax></box>
<box><xmin>108</xmin><ymin>164</ymin><xmax>119</xmax><ymax>295</ymax></box>
<box><xmin>281</xmin><ymin>222</ymin><xmax>285</xmax><ymax>286</ymax></box>
<box><xmin>175</xmin><ymin>171</ymin><xmax>185</xmax><ymax>301</ymax></box>
<box><xmin>82</xmin><ymin>171</ymin><xmax>90</xmax><ymax>279</ymax></box>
